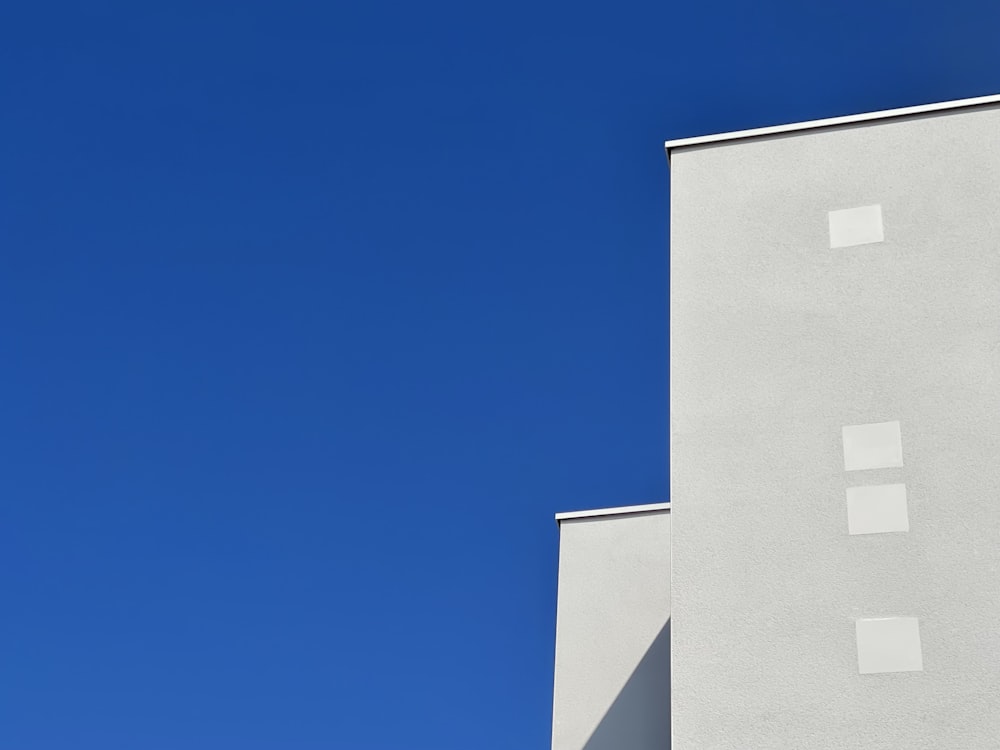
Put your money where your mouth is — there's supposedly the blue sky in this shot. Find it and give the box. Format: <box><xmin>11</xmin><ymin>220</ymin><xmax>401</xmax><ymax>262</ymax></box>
<box><xmin>2</xmin><ymin>1</ymin><xmax>1000</xmax><ymax>748</ymax></box>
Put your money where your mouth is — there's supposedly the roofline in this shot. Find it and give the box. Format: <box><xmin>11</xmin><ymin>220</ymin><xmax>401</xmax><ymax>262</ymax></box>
<box><xmin>555</xmin><ymin>502</ymin><xmax>670</xmax><ymax>522</ymax></box>
<box><xmin>663</xmin><ymin>92</ymin><xmax>1000</xmax><ymax>157</ymax></box>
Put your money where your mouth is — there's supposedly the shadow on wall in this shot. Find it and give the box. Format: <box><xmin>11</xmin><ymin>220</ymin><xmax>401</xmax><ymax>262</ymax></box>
<box><xmin>583</xmin><ymin>620</ymin><xmax>670</xmax><ymax>750</ymax></box>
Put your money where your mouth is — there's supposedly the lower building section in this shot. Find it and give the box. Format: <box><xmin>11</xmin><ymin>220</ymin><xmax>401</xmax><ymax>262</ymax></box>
<box><xmin>550</xmin><ymin>504</ymin><xmax>670</xmax><ymax>750</ymax></box>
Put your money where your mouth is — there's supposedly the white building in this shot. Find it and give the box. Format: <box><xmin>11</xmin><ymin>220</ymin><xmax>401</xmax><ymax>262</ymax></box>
<box><xmin>550</xmin><ymin>504</ymin><xmax>671</xmax><ymax>750</ymax></box>
<box><xmin>551</xmin><ymin>93</ymin><xmax>1000</xmax><ymax>750</ymax></box>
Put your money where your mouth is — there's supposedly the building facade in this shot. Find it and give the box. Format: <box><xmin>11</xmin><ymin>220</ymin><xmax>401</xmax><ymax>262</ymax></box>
<box><xmin>552</xmin><ymin>93</ymin><xmax>1000</xmax><ymax>750</ymax></box>
<box><xmin>550</xmin><ymin>504</ymin><xmax>670</xmax><ymax>750</ymax></box>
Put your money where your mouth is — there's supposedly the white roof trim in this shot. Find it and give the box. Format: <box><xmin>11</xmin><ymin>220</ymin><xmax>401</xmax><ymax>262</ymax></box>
<box><xmin>555</xmin><ymin>502</ymin><xmax>670</xmax><ymax>522</ymax></box>
<box><xmin>664</xmin><ymin>92</ymin><xmax>1000</xmax><ymax>154</ymax></box>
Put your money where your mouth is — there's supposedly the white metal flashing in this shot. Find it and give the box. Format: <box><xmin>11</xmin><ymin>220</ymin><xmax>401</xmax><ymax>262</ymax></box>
<box><xmin>664</xmin><ymin>93</ymin><xmax>1000</xmax><ymax>156</ymax></box>
<box><xmin>555</xmin><ymin>502</ymin><xmax>670</xmax><ymax>522</ymax></box>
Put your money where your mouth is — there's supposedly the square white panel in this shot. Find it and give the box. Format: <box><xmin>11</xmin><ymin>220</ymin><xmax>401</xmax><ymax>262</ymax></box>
<box><xmin>846</xmin><ymin>483</ymin><xmax>909</xmax><ymax>535</ymax></box>
<box><xmin>856</xmin><ymin>617</ymin><xmax>923</xmax><ymax>674</ymax></box>
<box><xmin>842</xmin><ymin>420</ymin><xmax>903</xmax><ymax>471</ymax></box>
<box><xmin>829</xmin><ymin>204</ymin><xmax>884</xmax><ymax>248</ymax></box>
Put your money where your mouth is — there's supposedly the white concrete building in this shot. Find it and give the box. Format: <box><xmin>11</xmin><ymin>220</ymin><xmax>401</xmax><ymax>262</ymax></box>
<box><xmin>550</xmin><ymin>504</ymin><xmax>671</xmax><ymax>750</ymax></box>
<box><xmin>551</xmin><ymin>93</ymin><xmax>1000</xmax><ymax>750</ymax></box>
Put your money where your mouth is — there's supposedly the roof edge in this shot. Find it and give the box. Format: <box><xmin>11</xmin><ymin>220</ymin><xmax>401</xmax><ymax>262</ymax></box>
<box><xmin>663</xmin><ymin>92</ymin><xmax>1000</xmax><ymax>156</ymax></box>
<box><xmin>555</xmin><ymin>502</ymin><xmax>670</xmax><ymax>522</ymax></box>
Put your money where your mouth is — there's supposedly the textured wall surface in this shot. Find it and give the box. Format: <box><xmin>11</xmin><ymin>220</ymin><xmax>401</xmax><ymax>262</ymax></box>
<box><xmin>551</xmin><ymin>509</ymin><xmax>670</xmax><ymax>750</ymax></box>
<box><xmin>670</xmin><ymin>103</ymin><xmax>1000</xmax><ymax>748</ymax></box>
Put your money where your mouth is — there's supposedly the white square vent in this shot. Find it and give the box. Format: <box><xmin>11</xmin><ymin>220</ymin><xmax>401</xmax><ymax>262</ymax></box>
<box><xmin>829</xmin><ymin>204</ymin><xmax>884</xmax><ymax>248</ymax></box>
<box><xmin>856</xmin><ymin>617</ymin><xmax>923</xmax><ymax>674</ymax></box>
<box><xmin>842</xmin><ymin>420</ymin><xmax>903</xmax><ymax>471</ymax></box>
<box><xmin>846</xmin><ymin>483</ymin><xmax>909</xmax><ymax>535</ymax></box>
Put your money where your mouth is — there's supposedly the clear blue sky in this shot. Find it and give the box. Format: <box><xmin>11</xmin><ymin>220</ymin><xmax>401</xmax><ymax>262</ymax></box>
<box><xmin>2</xmin><ymin>2</ymin><xmax>999</xmax><ymax>748</ymax></box>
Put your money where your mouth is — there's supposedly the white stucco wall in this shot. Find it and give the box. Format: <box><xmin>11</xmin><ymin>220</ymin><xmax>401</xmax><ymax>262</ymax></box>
<box><xmin>550</xmin><ymin>505</ymin><xmax>671</xmax><ymax>750</ymax></box>
<box><xmin>669</xmin><ymin>100</ymin><xmax>1000</xmax><ymax>748</ymax></box>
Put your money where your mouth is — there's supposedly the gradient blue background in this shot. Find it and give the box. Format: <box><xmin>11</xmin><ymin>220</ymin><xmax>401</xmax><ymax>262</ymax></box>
<box><xmin>2</xmin><ymin>2</ymin><xmax>999</xmax><ymax>747</ymax></box>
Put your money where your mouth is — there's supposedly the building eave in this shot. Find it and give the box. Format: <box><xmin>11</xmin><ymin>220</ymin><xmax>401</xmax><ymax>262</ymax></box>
<box><xmin>663</xmin><ymin>92</ymin><xmax>1000</xmax><ymax>161</ymax></box>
